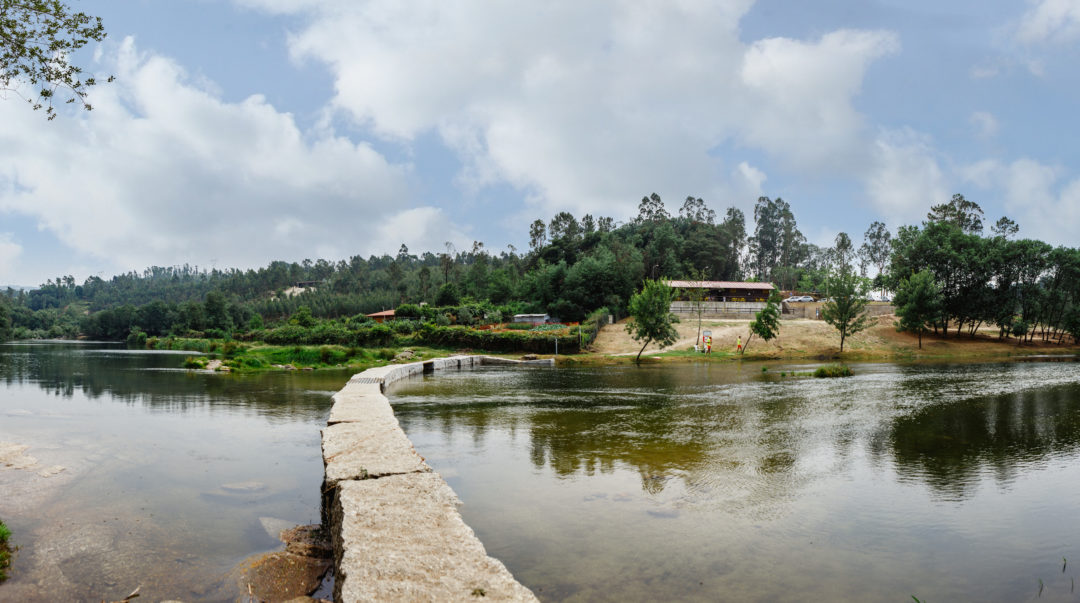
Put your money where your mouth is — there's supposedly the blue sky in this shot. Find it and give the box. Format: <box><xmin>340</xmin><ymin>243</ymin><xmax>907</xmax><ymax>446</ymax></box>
<box><xmin>2</xmin><ymin>0</ymin><xmax>1080</xmax><ymax>286</ymax></box>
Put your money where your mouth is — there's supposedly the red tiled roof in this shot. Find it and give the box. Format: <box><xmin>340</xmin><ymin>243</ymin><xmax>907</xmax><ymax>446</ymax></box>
<box><xmin>664</xmin><ymin>280</ymin><xmax>774</xmax><ymax>290</ymax></box>
<box><xmin>366</xmin><ymin>310</ymin><xmax>396</xmax><ymax>317</ymax></box>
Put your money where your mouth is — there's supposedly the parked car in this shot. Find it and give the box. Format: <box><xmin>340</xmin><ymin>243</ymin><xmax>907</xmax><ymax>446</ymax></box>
<box><xmin>783</xmin><ymin>295</ymin><xmax>816</xmax><ymax>303</ymax></box>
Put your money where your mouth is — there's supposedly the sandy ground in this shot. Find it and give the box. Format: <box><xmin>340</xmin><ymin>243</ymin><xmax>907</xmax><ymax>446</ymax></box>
<box><xmin>592</xmin><ymin>313</ymin><xmax>1079</xmax><ymax>359</ymax></box>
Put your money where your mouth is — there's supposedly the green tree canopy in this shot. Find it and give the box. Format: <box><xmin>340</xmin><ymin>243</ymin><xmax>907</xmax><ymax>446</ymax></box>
<box><xmin>744</xmin><ymin>290</ymin><xmax>781</xmax><ymax>354</ymax></box>
<box><xmin>625</xmin><ymin>279</ymin><xmax>679</xmax><ymax>361</ymax></box>
<box><xmin>1</xmin><ymin>0</ymin><xmax>111</xmax><ymax>119</ymax></box>
<box><xmin>893</xmin><ymin>269</ymin><xmax>943</xmax><ymax>348</ymax></box>
<box><xmin>821</xmin><ymin>266</ymin><xmax>872</xmax><ymax>352</ymax></box>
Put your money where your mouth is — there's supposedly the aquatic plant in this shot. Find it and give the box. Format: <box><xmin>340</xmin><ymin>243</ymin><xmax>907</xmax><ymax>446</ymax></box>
<box><xmin>813</xmin><ymin>364</ymin><xmax>853</xmax><ymax>378</ymax></box>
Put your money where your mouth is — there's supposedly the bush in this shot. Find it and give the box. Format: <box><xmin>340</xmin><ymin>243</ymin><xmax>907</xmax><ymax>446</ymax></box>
<box><xmin>184</xmin><ymin>356</ymin><xmax>208</xmax><ymax>369</ymax></box>
<box><xmin>126</xmin><ymin>328</ymin><xmax>147</xmax><ymax>347</ymax></box>
<box><xmin>263</xmin><ymin>325</ymin><xmax>312</xmax><ymax>345</ymax></box>
<box><xmin>395</xmin><ymin>304</ymin><xmax>422</xmax><ymax>319</ymax></box>
<box><xmin>221</xmin><ymin>341</ymin><xmax>243</xmax><ymax>358</ymax></box>
<box><xmin>391</xmin><ymin>319</ymin><xmax>421</xmax><ymax>334</ymax></box>
<box><xmin>354</xmin><ymin>324</ymin><xmax>396</xmax><ymax>347</ymax></box>
<box><xmin>417</xmin><ymin>324</ymin><xmax>577</xmax><ymax>353</ymax></box>
<box><xmin>813</xmin><ymin>364</ymin><xmax>853</xmax><ymax>378</ymax></box>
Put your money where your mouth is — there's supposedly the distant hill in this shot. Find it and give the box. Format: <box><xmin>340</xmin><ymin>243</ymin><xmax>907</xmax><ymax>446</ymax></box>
<box><xmin>1</xmin><ymin>285</ymin><xmax>35</xmax><ymax>292</ymax></box>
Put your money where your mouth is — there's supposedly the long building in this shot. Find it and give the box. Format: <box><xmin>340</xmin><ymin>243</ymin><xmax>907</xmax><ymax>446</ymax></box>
<box><xmin>662</xmin><ymin>280</ymin><xmax>775</xmax><ymax>317</ymax></box>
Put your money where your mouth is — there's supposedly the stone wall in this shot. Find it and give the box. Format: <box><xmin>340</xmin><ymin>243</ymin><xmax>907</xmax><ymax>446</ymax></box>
<box><xmin>323</xmin><ymin>355</ymin><xmax>549</xmax><ymax>602</ymax></box>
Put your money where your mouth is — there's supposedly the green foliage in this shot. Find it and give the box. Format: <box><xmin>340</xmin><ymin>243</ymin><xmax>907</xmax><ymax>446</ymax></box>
<box><xmin>435</xmin><ymin>282</ymin><xmax>461</xmax><ymax>306</ymax></box>
<box><xmin>625</xmin><ymin>279</ymin><xmax>679</xmax><ymax>361</ymax></box>
<box><xmin>290</xmin><ymin>305</ymin><xmax>317</xmax><ymax>328</ymax></box>
<box><xmin>813</xmin><ymin>364</ymin><xmax>853</xmax><ymax>378</ymax></box>
<box><xmin>744</xmin><ymin>291</ymin><xmax>782</xmax><ymax>354</ymax></box>
<box><xmin>893</xmin><ymin>270</ymin><xmax>942</xmax><ymax>349</ymax></box>
<box><xmin>0</xmin><ymin>518</ymin><xmax>12</xmax><ymax>582</ymax></box>
<box><xmin>183</xmin><ymin>356</ymin><xmax>207</xmax><ymax>369</ymax></box>
<box><xmin>395</xmin><ymin>303</ymin><xmax>422</xmax><ymax>318</ymax></box>
<box><xmin>126</xmin><ymin>328</ymin><xmax>147</xmax><ymax>347</ymax></box>
<box><xmin>821</xmin><ymin>267</ymin><xmax>872</xmax><ymax>352</ymax></box>
<box><xmin>1</xmin><ymin>0</ymin><xmax>112</xmax><ymax>120</ymax></box>
<box><xmin>417</xmin><ymin>324</ymin><xmax>576</xmax><ymax>353</ymax></box>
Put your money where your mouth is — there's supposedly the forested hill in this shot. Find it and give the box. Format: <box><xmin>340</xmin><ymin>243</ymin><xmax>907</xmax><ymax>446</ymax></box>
<box><xmin>2</xmin><ymin>192</ymin><xmax>1078</xmax><ymax>348</ymax></box>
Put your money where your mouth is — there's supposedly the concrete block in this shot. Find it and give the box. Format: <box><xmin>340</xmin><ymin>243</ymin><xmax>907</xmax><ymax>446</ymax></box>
<box><xmin>332</xmin><ymin>473</ymin><xmax>538</xmax><ymax>602</ymax></box>
<box><xmin>322</xmin><ymin>422</ymin><xmax>429</xmax><ymax>486</ymax></box>
<box><xmin>327</xmin><ymin>391</ymin><xmax>394</xmax><ymax>425</ymax></box>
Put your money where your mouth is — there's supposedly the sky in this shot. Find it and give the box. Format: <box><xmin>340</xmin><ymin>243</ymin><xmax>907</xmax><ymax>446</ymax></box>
<box><xmin>2</xmin><ymin>0</ymin><xmax>1080</xmax><ymax>287</ymax></box>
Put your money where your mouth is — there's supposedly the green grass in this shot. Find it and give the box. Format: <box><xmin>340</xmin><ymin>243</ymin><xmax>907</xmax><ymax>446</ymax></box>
<box><xmin>0</xmin><ymin>519</ymin><xmax>13</xmax><ymax>582</ymax></box>
<box><xmin>164</xmin><ymin>339</ymin><xmax>477</xmax><ymax>373</ymax></box>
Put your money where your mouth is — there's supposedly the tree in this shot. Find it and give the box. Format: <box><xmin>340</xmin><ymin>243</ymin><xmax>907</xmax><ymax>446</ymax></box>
<box><xmin>636</xmin><ymin>193</ymin><xmax>670</xmax><ymax>223</ymax></box>
<box><xmin>528</xmin><ymin>219</ymin><xmax>547</xmax><ymax>251</ymax></box>
<box><xmin>927</xmin><ymin>194</ymin><xmax>984</xmax><ymax>235</ymax></box>
<box><xmin>821</xmin><ymin>266</ymin><xmax>872</xmax><ymax>352</ymax></box>
<box><xmin>1</xmin><ymin>0</ymin><xmax>112</xmax><ymax>119</ymax></box>
<box><xmin>683</xmin><ymin>268</ymin><xmax>707</xmax><ymax>349</ymax></box>
<box><xmin>743</xmin><ymin>291</ymin><xmax>781</xmax><ymax>354</ymax></box>
<box><xmin>435</xmin><ymin>282</ymin><xmax>460</xmax><ymax>306</ymax></box>
<box><xmin>892</xmin><ymin>269</ymin><xmax>943</xmax><ymax>348</ymax></box>
<box><xmin>991</xmin><ymin>216</ymin><xmax>1019</xmax><ymax>239</ymax></box>
<box><xmin>625</xmin><ymin>279</ymin><xmax>679</xmax><ymax>361</ymax></box>
<box><xmin>862</xmin><ymin>221</ymin><xmax>892</xmax><ymax>294</ymax></box>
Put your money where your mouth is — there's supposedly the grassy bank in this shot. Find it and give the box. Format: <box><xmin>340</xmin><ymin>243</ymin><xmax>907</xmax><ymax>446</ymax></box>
<box><xmin>146</xmin><ymin>337</ymin><xmax>518</xmax><ymax>372</ymax></box>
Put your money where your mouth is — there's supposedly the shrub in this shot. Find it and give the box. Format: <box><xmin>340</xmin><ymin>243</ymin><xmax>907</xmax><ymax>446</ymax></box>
<box><xmin>395</xmin><ymin>304</ymin><xmax>422</xmax><ymax>319</ymax></box>
<box><xmin>813</xmin><ymin>364</ymin><xmax>853</xmax><ymax>378</ymax></box>
<box><xmin>221</xmin><ymin>341</ymin><xmax>242</xmax><ymax>358</ymax></box>
<box><xmin>126</xmin><ymin>328</ymin><xmax>148</xmax><ymax>347</ymax></box>
<box><xmin>184</xmin><ymin>356</ymin><xmax>208</xmax><ymax>369</ymax></box>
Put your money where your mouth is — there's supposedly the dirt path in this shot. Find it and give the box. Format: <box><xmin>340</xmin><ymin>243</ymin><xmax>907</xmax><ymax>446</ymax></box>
<box><xmin>591</xmin><ymin>314</ymin><xmax>1079</xmax><ymax>359</ymax></box>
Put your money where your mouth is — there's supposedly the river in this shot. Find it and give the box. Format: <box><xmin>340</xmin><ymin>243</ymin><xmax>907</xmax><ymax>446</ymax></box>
<box><xmin>390</xmin><ymin>359</ymin><xmax>1080</xmax><ymax>602</ymax></box>
<box><xmin>3</xmin><ymin>343</ymin><xmax>1080</xmax><ymax>601</ymax></box>
<box><xmin>0</xmin><ymin>341</ymin><xmax>345</xmax><ymax>601</ymax></box>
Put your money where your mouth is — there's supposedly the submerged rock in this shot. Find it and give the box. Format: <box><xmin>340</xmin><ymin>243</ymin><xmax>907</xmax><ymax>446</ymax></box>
<box><xmin>228</xmin><ymin>523</ymin><xmax>332</xmax><ymax>602</ymax></box>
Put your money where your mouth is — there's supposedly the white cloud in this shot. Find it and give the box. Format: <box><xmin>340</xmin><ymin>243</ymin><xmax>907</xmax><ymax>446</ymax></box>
<box><xmin>0</xmin><ymin>38</ymin><xmax>469</xmax><ymax>276</ymax></box>
<box><xmin>1017</xmin><ymin>0</ymin><xmax>1080</xmax><ymax>44</ymax></box>
<box><xmin>232</xmin><ymin>1</ymin><xmax>898</xmax><ymax>220</ymax></box>
<box><xmin>738</xmin><ymin>29</ymin><xmax>900</xmax><ymax>169</ymax></box>
<box><xmin>0</xmin><ymin>233</ymin><xmax>22</xmax><ymax>281</ymax></box>
<box><xmin>969</xmin><ymin>111</ymin><xmax>1000</xmax><ymax>139</ymax></box>
<box><xmin>864</xmin><ymin>128</ymin><xmax>949</xmax><ymax>226</ymax></box>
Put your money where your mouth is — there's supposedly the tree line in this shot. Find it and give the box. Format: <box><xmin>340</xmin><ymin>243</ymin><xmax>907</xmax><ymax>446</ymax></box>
<box><xmin>0</xmin><ymin>192</ymin><xmax>1076</xmax><ymax>348</ymax></box>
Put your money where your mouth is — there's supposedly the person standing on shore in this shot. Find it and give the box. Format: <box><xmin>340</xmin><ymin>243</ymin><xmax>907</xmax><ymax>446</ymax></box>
<box><xmin>704</xmin><ymin>335</ymin><xmax>712</xmax><ymax>356</ymax></box>
<box><xmin>736</xmin><ymin>335</ymin><xmax>742</xmax><ymax>353</ymax></box>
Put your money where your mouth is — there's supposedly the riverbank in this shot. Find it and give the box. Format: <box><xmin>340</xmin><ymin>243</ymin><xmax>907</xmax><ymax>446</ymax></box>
<box><xmin>118</xmin><ymin>312</ymin><xmax>1080</xmax><ymax>374</ymax></box>
<box><xmin>584</xmin><ymin>314</ymin><xmax>1080</xmax><ymax>363</ymax></box>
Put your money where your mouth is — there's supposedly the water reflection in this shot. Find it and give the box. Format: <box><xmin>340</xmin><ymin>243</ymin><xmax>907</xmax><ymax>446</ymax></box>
<box><xmin>874</xmin><ymin>382</ymin><xmax>1080</xmax><ymax>500</ymax></box>
<box><xmin>391</xmin><ymin>362</ymin><xmax>1080</xmax><ymax>602</ymax></box>
<box><xmin>0</xmin><ymin>342</ymin><xmax>348</xmax><ymax>421</ymax></box>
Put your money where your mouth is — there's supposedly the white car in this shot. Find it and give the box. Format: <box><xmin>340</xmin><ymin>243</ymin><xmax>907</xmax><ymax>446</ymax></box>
<box><xmin>784</xmin><ymin>295</ymin><xmax>816</xmax><ymax>303</ymax></box>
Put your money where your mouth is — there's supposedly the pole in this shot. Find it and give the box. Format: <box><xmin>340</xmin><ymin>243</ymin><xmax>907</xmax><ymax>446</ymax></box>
<box><xmin>555</xmin><ymin>337</ymin><xmax>558</xmax><ymax>356</ymax></box>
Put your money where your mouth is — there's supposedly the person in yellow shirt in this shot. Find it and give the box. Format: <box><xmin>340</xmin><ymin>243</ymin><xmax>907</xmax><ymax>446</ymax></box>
<box><xmin>704</xmin><ymin>335</ymin><xmax>712</xmax><ymax>356</ymax></box>
<box><xmin>736</xmin><ymin>335</ymin><xmax>742</xmax><ymax>353</ymax></box>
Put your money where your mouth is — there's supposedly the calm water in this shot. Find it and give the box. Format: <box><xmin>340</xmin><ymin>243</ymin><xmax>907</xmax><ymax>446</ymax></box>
<box><xmin>0</xmin><ymin>342</ymin><xmax>344</xmax><ymax>602</ymax></box>
<box><xmin>391</xmin><ymin>360</ymin><xmax>1080</xmax><ymax>602</ymax></box>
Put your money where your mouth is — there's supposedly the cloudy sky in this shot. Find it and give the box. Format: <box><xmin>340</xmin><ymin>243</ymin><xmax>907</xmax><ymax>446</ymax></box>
<box><xmin>2</xmin><ymin>0</ymin><xmax>1080</xmax><ymax>286</ymax></box>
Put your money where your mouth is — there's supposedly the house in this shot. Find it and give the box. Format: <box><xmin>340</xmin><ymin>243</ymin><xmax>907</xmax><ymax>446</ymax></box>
<box><xmin>664</xmin><ymin>280</ymin><xmax>774</xmax><ymax>302</ymax></box>
<box><xmin>663</xmin><ymin>280</ymin><xmax>775</xmax><ymax>317</ymax></box>
<box><xmin>366</xmin><ymin>309</ymin><xmax>396</xmax><ymax>323</ymax></box>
